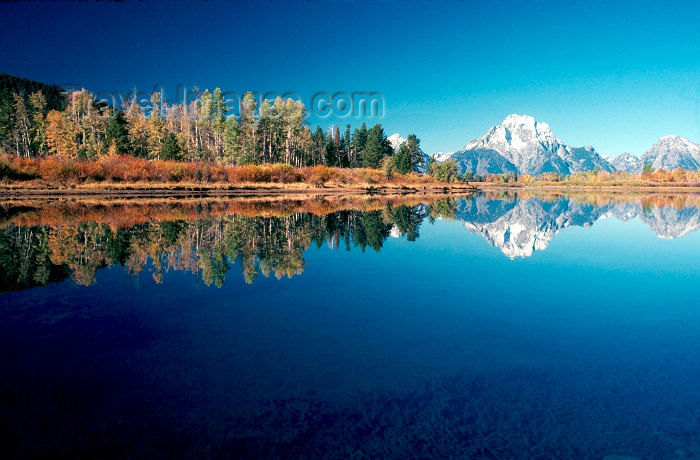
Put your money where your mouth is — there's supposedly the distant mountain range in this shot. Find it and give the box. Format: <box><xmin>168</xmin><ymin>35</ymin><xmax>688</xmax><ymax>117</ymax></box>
<box><xmin>426</xmin><ymin>114</ymin><xmax>700</xmax><ymax>176</ymax></box>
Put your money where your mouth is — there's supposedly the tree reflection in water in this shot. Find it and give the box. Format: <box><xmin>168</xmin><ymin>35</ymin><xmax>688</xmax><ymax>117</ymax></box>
<box><xmin>0</xmin><ymin>196</ymin><xmax>459</xmax><ymax>291</ymax></box>
<box><xmin>3</xmin><ymin>191</ymin><xmax>700</xmax><ymax>291</ymax></box>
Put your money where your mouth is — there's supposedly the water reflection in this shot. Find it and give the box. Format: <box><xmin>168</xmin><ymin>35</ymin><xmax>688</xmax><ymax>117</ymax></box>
<box><xmin>458</xmin><ymin>192</ymin><xmax>700</xmax><ymax>257</ymax></box>
<box><xmin>0</xmin><ymin>195</ymin><xmax>458</xmax><ymax>291</ymax></box>
<box><xmin>3</xmin><ymin>191</ymin><xmax>700</xmax><ymax>290</ymax></box>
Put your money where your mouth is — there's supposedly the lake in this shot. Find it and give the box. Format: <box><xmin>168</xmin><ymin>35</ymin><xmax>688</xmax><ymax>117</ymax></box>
<box><xmin>2</xmin><ymin>191</ymin><xmax>700</xmax><ymax>459</ymax></box>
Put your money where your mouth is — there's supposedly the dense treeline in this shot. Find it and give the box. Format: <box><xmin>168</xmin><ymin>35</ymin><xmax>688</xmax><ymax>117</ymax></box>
<box><xmin>0</xmin><ymin>75</ymin><xmax>426</xmax><ymax>175</ymax></box>
<box><xmin>0</xmin><ymin>200</ymin><xmax>457</xmax><ymax>290</ymax></box>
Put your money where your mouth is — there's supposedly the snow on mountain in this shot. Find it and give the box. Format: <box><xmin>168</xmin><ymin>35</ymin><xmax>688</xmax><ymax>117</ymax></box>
<box><xmin>452</xmin><ymin>114</ymin><xmax>613</xmax><ymax>176</ymax></box>
<box><xmin>640</xmin><ymin>136</ymin><xmax>700</xmax><ymax>172</ymax></box>
<box><xmin>560</xmin><ymin>145</ymin><xmax>615</xmax><ymax>173</ymax></box>
<box><xmin>611</xmin><ymin>152</ymin><xmax>642</xmax><ymax>173</ymax></box>
<box><xmin>387</xmin><ymin>133</ymin><xmax>406</xmax><ymax>151</ymax></box>
<box><xmin>431</xmin><ymin>152</ymin><xmax>454</xmax><ymax>162</ymax></box>
<box><xmin>428</xmin><ymin>116</ymin><xmax>700</xmax><ymax>176</ymax></box>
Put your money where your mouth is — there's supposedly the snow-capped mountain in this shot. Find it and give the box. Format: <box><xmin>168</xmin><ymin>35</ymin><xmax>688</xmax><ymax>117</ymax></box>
<box><xmin>450</xmin><ymin>114</ymin><xmax>613</xmax><ymax>176</ymax></box>
<box><xmin>640</xmin><ymin>136</ymin><xmax>700</xmax><ymax>172</ymax></box>
<box><xmin>429</xmin><ymin>115</ymin><xmax>700</xmax><ymax>176</ymax></box>
<box><xmin>431</xmin><ymin>152</ymin><xmax>454</xmax><ymax>162</ymax></box>
<box><xmin>611</xmin><ymin>152</ymin><xmax>642</xmax><ymax>173</ymax></box>
<box><xmin>387</xmin><ymin>133</ymin><xmax>406</xmax><ymax>151</ymax></box>
<box><xmin>560</xmin><ymin>145</ymin><xmax>614</xmax><ymax>173</ymax></box>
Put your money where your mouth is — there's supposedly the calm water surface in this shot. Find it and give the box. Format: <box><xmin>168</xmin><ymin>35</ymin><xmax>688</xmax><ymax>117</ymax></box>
<box><xmin>2</xmin><ymin>193</ymin><xmax>700</xmax><ymax>459</ymax></box>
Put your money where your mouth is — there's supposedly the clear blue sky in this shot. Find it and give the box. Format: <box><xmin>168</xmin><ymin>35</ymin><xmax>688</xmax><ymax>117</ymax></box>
<box><xmin>2</xmin><ymin>0</ymin><xmax>700</xmax><ymax>157</ymax></box>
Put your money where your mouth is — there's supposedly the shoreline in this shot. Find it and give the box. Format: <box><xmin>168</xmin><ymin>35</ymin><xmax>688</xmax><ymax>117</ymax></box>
<box><xmin>0</xmin><ymin>182</ymin><xmax>478</xmax><ymax>199</ymax></box>
<box><xmin>473</xmin><ymin>183</ymin><xmax>700</xmax><ymax>194</ymax></box>
<box><xmin>5</xmin><ymin>181</ymin><xmax>700</xmax><ymax>199</ymax></box>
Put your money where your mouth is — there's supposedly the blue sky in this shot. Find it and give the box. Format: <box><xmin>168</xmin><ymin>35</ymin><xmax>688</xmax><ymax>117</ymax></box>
<box><xmin>2</xmin><ymin>0</ymin><xmax>700</xmax><ymax>157</ymax></box>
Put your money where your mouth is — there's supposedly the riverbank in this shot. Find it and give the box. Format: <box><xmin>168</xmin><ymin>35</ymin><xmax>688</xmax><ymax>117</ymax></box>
<box><xmin>0</xmin><ymin>180</ymin><xmax>477</xmax><ymax>199</ymax></box>
<box><xmin>473</xmin><ymin>182</ymin><xmax>700</xmax><ymax>193</ymax></box>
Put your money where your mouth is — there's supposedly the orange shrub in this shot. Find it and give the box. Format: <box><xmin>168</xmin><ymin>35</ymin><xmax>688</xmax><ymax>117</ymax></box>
<box><xmin>354</xmin><ymin>168</ymin><xmax>384</xmax><ymax>184</ymax></box>
<box><xmin>304</xmin><ymin>165</ymin><xmax>340</xmax><ymax>185</ymax></box>
<box><xmin>0</xmin><ymin>155</ymin><xmax>39</xmax><ymax>180</ymax></box>
<box><xmin>76</xmin><ymin>161</ymin><xmax>106</xmax><ymax>181</ymax></box>
<box><xmin>150</xmin><ymin>160</ymin><xmax>191</xmax><ymax>182</ymax></box>
<box><xmin>100</xmin><ymin>155</ymin><xmax>151</xmax><ymax>182</ymax></box>
<box><xmin>228</xmin><ymin>164</ymin><xmax>273</xmax><ymax>182</ymax></box>
<box><xmin>270</xmin><ymin>163</ymin><xmax>303</xmax><ymax>183</ymax></box>
<box><xmin>10</xmin><ymin>157</ymin><xmax>40</xmax><ymax>178</ymax></box>
<box><xmin>38</xmin><ymin>156</ymin><xmax>79</xmax><ymax>182</ymax></box>
<box><xmin>208</xmin><ymin>164</ymin><xmax>227</xmax><ymax>182</ymax></box>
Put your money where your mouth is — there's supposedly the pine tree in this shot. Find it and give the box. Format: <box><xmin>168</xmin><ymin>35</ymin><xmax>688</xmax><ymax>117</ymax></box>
<box><xmin>393</xmin><ymin>143</ymin><xmax>412</xmax><ymax>174</ymax></box>
<box><xmin>405</xmin><ymin>134</ymin><xmax>425</xmax><ymax>172</ymax></box>
<box><xmin>363</xmin><ymin>124</ymin><xmax>392</xmax><ymax>169</ymax></box>
<box><xmin>324</xmin><ymin>138</ymin><xmax>338</xmax><ymax>167</ymax></box>
<box><xmin>311</xmin><ymin>126</ymin><xmax>326</xmax><ymax>166</ymax></box>
<box><xmin>160</xmin><ymin>132</ymin><xmax>182</xmax><ymax>161</ymax></box>
<box><xmin>223</xmin><ymin>116</ymin><xmax>244</xmax><ymax>165</ymax></box>
<box><xmin>352</xmin><ymin>123</ymin><xmax>368</xmax><ymax>167</ymax></box>
<box><xmin>104</xmin><ymin>110</ymin><xmax>131</xmax><ymax>155</ymax></box>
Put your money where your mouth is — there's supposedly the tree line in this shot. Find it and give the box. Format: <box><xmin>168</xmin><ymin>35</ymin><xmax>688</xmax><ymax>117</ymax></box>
<box><xmin>0</xmin><ymin>75</ymin><xmax>426</xmax><ymax>175</ymax></box>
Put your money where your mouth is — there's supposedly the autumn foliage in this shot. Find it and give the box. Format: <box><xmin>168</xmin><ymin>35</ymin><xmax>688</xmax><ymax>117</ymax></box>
<box><xmin>0</xmin><ymin>154</ymin><xmax>442</xmax><ymax>187</ymax></box>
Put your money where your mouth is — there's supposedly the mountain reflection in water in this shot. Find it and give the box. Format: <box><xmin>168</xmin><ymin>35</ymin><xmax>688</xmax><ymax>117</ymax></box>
<box><xmin>458</xmin><ymin>192</ymin><xmax>700</xmax><ymax>258</ymax></box>
<box><xmin>2</xmin><ymin>192</ymin><xmax>700</xmax><ymax>290</ymax></box>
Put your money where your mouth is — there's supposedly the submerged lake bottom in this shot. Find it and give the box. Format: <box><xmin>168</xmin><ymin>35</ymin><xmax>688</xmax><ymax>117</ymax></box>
<box><xmin>2</xmin><ymin>193</ymin><xmax>700</xmax><ymax>459</ymax></box>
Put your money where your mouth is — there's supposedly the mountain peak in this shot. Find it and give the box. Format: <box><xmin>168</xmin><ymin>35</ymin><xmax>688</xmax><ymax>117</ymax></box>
<box><xmin>611</xmin><ymin>152</ymin><xmax>642</xmax><ymax>173</ymax></box>
<box><xmin>459</xmin><ymin>114</ymin><xmax>611</xmax><ymax>175</ymax></box>
<box><xmin>386</xmin><ymin>133</ymin><xmax>406</xmax><ymax>151</ymax></box>
<box><xmin>641</xmin><ymin>136</ymin><xmax>700</xmax><ymax>171</ymax></box>
<box><xmin>501</xmin><ymin>114</ymin><xmax>550</xmax><ymax>133</ymax></box>
<box><xmin>503</xmin><ymin>113</ymin><xmax>536</xmax><ymax>125</ymax></box>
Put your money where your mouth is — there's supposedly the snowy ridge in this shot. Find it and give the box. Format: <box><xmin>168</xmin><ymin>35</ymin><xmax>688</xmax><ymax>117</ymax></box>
<box><xmin>387</xmin><ymin>133</ymin><xmax>406</xmax><ymax>151</ymax></box>
<box><xmin>429</xmin><ymin>116</ymin><xmax>700</xmax><ymax>175</ymax></box>
<box><xmin>611</xmin><ymin>152</ymin><xmax>642</xmax><ymax>173</ymax></box>
<box><xmin>640</xmin><ymin>136</ymin><xmax>700</xmax><ymax>171</ymax></box>
<box><xmin>431</xmin><ymin>152</ymin><xmax>454</xmax><ymax>162</ymax></box>
<box><xmin>451</xmin><ymin>114</ymin><xmax>613</xmax><ymax>176</ymax></box>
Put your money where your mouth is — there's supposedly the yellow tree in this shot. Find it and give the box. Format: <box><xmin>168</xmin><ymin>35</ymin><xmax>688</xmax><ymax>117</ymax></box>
<box><xmin>29</xmin><ymin>91</ymin><xmax>48</xmax><ymax>156</ymax></box>
<box><xmin>45</xmin><ymin>110</ymin><xmax>77</xmax><ymax>157</ymax></box>
<box><xmin>147</xmin><ymin>91</ymin><xmax>165</xmax><ymax>159</ymax></box>
<box><xmin>125</xmin><ymin>96</ymin><xmax>149</xmax><ymax>158</ymax></box>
